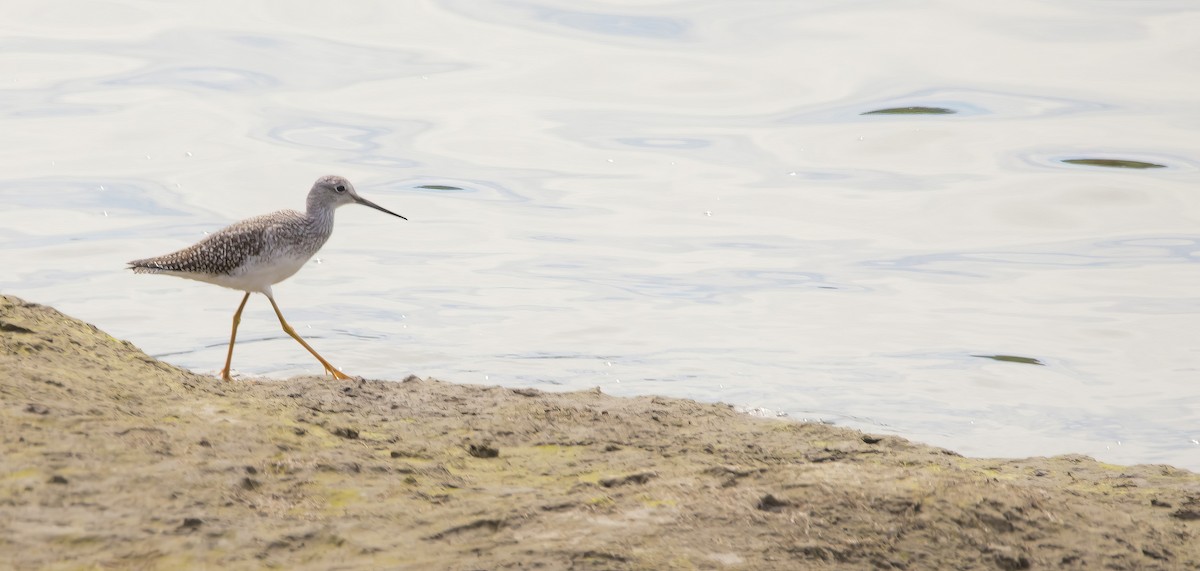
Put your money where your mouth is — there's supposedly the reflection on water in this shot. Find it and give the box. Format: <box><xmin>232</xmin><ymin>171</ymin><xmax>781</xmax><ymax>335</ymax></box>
<box><xmin>1</xmin><ymin>0</ymin><xmax>1198</xmax><ymax>470</ymax></box>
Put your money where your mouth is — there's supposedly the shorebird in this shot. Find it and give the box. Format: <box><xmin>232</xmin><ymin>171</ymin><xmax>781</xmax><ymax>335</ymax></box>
<box><xmin>128</xmin><ymin>175</ymin><xmax>405</xmax><ymax>381</ymax></box>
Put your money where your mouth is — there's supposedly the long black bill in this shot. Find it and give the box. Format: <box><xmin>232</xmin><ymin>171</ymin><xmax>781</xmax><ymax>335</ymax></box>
<box><xmin>356</xmin><ymin>196</ymin><xmax>407</xmax><ymax>220</ymax></box>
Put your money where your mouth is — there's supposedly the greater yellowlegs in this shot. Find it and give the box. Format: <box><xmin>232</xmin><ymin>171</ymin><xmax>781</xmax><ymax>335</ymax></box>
<box><xmin>128</xmin><ymin>175</ymin><xmax>405</xmax><ymax>381</ymax></box>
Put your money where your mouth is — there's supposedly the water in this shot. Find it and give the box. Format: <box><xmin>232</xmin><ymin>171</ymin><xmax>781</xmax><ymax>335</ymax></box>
<box><xmin>2</xmin><ymin>0</ymin><xmax>1198</xmax><ymax>470</ymax></box>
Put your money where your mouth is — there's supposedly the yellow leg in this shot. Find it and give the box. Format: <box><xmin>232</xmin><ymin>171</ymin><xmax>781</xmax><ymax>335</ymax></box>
<box><xmin>265</xmin><ymin>294</ymin><xmax>352</xmax><ymax>381</ymax></box>
<box><xmin>219</xmin><ymin>292</ymin><xmax>251</xmax><ymax>381</ymax></box>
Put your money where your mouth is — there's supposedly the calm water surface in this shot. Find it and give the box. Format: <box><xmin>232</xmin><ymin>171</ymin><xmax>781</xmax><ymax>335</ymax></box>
<box><xmin>2</xmin><ymin>1</ymin><xmax>1198</xmax><ymax>470</ymax></box>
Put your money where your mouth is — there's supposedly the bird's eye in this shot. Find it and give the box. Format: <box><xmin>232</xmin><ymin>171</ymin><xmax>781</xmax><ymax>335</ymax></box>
<box><xmin>335</xmin><ymin>185</ymin><xmax>346</xmax><ymax>193</ymax></box>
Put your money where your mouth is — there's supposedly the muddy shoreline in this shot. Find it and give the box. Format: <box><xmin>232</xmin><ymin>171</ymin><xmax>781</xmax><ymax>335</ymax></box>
<box><xmin>2</xmin><ymin>294</ymin><xmax>1198</xmax><ymax>569</ymax></box>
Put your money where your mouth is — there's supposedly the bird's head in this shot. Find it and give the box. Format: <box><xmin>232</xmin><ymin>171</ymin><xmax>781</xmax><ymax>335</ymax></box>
<box><xmin>310</xmin><ymin>175</ymin><xmax>406</xmax><ymax>220</ymax></box>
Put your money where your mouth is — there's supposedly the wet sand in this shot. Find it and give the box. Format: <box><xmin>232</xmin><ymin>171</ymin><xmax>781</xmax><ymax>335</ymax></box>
<box><xmin>2</xmin><ymin>294</ymin><xmax>1198</xmax><ymax>570</ymax></box>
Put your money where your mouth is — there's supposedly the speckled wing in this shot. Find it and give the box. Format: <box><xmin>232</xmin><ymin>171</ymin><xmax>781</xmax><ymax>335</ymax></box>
<box><xmin>128</xmin><ymin>216</ymin><xmax>274</xmax><ymax>277</ymax></box>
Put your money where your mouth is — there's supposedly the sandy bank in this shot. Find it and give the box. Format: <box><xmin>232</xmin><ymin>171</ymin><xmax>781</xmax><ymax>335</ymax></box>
<box><xmin>1</xmin><ymin>294</ymin><xmax>1197</xmax><ymax>570</ymax></box>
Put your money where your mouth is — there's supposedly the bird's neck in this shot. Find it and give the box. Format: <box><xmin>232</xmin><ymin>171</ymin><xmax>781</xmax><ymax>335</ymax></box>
<box><xmin>305</xmin><ymin>199</ymin><xmax>338</xmax><ymax>232</ymax></box>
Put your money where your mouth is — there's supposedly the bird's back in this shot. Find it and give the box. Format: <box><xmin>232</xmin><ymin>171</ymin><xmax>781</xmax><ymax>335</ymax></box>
<box><xmin>128</xmin><ymin>209</ymin><xmax>327</xmax><ymax>292</ymax></box>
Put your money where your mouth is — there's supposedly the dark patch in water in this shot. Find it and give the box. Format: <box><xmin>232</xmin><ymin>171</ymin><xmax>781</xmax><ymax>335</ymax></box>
<box><xmin>1061</xmin><ymin>158</ymin><xmax>1165</xmax><ymax>169</ymax></box>
<box><xmin>862</xmin><ymin>106</ymin><xmax>956</xmax><ymax>115</ymax></box>
<box><xmin>971</xmin><ymin>354</ymin><xmax>1045</xmax><ymax>366</ymax></box>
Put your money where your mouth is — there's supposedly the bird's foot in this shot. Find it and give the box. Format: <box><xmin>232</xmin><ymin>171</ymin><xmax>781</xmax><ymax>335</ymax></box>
<box><xmin>218</xmin><ymin>368</ymin><xmax>234</xmax><ymax>381</ymax></box>
<box><xmin>324</xmin><ymin>364</ymin><xmax>352</xmax><ymax>381</ymax></box>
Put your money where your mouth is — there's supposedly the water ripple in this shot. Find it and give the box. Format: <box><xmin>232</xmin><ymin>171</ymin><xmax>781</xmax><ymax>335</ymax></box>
<box><xmin>0</xmin><ymin>177</ymin><xmax>192</xmax><ymax>216</ymax></box>
<box><xmin>784</xmin><ymin>88</ymin><xmax>1113</xmax><ymax>123</ymax></box>
<box><xmin>107</xmin><ymin>66</ymin><xmax>277</xmax><ymax>92</ymax></box>
<box><xmin>867</xmin><ymin>235</ymin><xmax>1200</xmax><ymax>274</ymax></box>
<box><xmin>441</xmin><ymin>0</ymin><xmax>691</xmax><ymax>41</ymax></box>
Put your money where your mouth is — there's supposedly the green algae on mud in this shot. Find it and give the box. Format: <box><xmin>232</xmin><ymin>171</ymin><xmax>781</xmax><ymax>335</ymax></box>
<box><xmin>2</xmin><ymin>293</ymin><xmax>1199</xmax><ymax>570</ymax></box>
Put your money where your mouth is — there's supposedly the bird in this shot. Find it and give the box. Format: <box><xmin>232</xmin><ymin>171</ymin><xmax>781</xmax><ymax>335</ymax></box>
<box><xmin>128</xmin><ymin>175</ymin><xmax>405</xmax><ymax>381</ymax></box>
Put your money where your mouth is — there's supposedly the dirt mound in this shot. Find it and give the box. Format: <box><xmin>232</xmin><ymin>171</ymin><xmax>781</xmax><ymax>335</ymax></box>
<box><xmin>2</xmin><ymin>294</ymin><xmax>1198</xmax><ymax>569</ymax></box>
